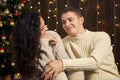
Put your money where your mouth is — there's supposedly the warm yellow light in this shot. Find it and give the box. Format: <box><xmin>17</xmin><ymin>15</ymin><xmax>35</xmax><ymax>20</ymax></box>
<box><xmin>65</xmin><ymin>4</ymin><xmax>68</xmax><ymax>7</ymax></box>
<box><xmin>38</xmin><ymin>2</ymin><xmax>40</xmax><ymax>4</ymax></box>
<box><xmin>115</xmin><ymin>23</ymin><xmax>120</xmax><ymax>27</ymax></box>
<box><xmin>112</xmin><ymin>34</ymin><xmax>114</xmax><ymax>36</ymax></box>
<box><xmin>48</xmin><ymin>16</ymin><xmax>50</xmax><ymax>19</ymax></box>
<box><xmin>56</xmin><ymin>22</ymin><xmax>59</xmax><ymax>24</ymax></box>
<box><xmin>54</xmin><ymin>15</ymin><xmax>56</xmax><ymax>17</ymax></box>
<box><xmin>54</xmin><ymin>29</ymin><xmax>57</xmax><ymax>31</ymax></box>
<box><xmin>38</xmin><ymin>9</ymin><xmax>40</xmax><ymax>12</ymax></box>
<box><xmin>30</xmin><ymin>6</ymin><xmax>33</xmax><ymax>9</ymax></box>
<box><xmin>55</xmin><ymin>8</ymin><xmax>57</xmax><ymax>10</ymax></box>
<box><xmin>49</xmin><ymin>10</ymin><xmax>52</xmax><ymax>12</ymax></box>
<box><xmin>96</xmin><ymin>4</ymin><xmax>100</xmax><ymax>9</ymax></box>
<box><xmin>97</xmin><ymin>12</ymin><xmax>100</xmax><ymax>15</ymax></box>
<box><xmin>81</xmin><ymin>0</ymin><xmax>86</xmax><ymax>3</ymax></box>
<box><xmin>98</xmin><ymin>21</ymin><xmax>101</xmax><ymax>23</ymax></box>
<box><xmin>80</xmin><ymin>7</ymin><xmax>83</xmax><ymax>10</ymax></box>
<box><xmin>115</xmin><ymin>4</ymin><xmax>118</xmax><ymax>7</ymax></box>
<box><xmin>116</xmin><ymin>63</ymin><xmax>119</xmax><ymax>65</ymax></box>
<box><xmin>114</xmin><ymin>16</ymin><xmax>117</xmax><ymax>19</ymax></box>
<box><xmin>49</xmin><ymin>1</ymin><xmax>54</xmax><ymax>4</ymax></box>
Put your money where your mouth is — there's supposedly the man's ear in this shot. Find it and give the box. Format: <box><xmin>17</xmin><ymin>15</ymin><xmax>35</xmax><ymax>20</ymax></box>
<box><xmin>79</xmin><ymin>17</ymin><xmax>84</xmax><ymax>24</ymax></box>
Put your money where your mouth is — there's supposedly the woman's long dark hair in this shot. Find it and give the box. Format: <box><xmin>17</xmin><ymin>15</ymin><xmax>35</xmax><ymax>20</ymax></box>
<box><xmin>13</xmin><ymin>12</ymin><xmax>43</xmax><ymax>80</ymax></box>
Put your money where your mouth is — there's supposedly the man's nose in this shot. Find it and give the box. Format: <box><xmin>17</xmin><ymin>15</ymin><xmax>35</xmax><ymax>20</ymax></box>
<box><xmin>65</xmin><ymin>21</ymin><xmax>70</xmax><ymax>26</ymax></box>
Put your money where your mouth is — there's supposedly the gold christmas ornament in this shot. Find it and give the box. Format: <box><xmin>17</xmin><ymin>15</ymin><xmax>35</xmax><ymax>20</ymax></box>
<box><xmin>11</xmin><ymin>62</ymin><xmax>15</xmax><ymax>66</ymax></box>
<box><xmin>10</xmin><ymin>19</ymin><xmax>15</xmax><ymax>26</ymax></box>
<box><xmin>1</xmin><ymin>34</ymin><xmax>6</xmax><ymax>40</ymax></box>
<box><xmin>0</xmin><ymin>21</ymin><xmax>3</xmax><ymax>27</ymax></box>
<box><xmin>14</xmin><ymin>73</ymin><xmax>21</xmax><ymax>80</ymax></box>
<box><xmin>4</xmin><ymin>9</ymin><xmax>10</xmax><ymax>15</ymax></box>
<box><xmin>1</xmin><ymin>64</ymin><xmax>5</xmax><ymax>68</ymax></box>
<box><xmin>0</xmin><ymin>47</ymin><xmax>5</xmax><ymax>54</ymax></box>
<box><xmin>21</xmin><ymin>3</ymin><xmax>25</xmax><ymax>7</ymax></box>
<box><xmin>3</xmin><ymin>0</ymin><xmax>7</xmax><ymax>3</ymax></box>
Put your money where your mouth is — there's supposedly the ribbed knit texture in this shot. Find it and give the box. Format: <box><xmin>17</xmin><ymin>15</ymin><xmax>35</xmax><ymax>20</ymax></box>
<box><xmin>62</xmin><ymin>30</ymin><xmax>120</xmax><ymax>80</ymax></box>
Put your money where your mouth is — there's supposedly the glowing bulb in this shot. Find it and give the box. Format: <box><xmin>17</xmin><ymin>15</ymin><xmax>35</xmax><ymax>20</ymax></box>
<box><xmin>54</xmin><ymin>15</ymin><xmax>56</xmax><ymax>17</ymax></box>
<box><xmin>65</xmin><ymin>4</ymin><xmax>68</xmax><ymax>7</ymax></box>
<box><xmin>96</xmin><ymin>4</ymin><xmax>100</xmax><ymax>9</ymax></box>
<box><xmin>116</xmin><ymin>63</ymin><xmax>119</xmax><ymax>65</ymax></box>
<box><xmin>98</xmin><ymin>21</ymin><xmax>101</xmax><ymax>23</ymax></box>
<box><xmin>114</xmin><ymin>16</ymin><xmax>117</xmax><ymax>19</ymax></box>
<box><xmin>49</xmin><ymin>10</ymin><xmax>51</xmax><ymax>12</ymax></box>
<box><xmin>54</xmin><ymin>29</ymin><xmax>57</xmax><ymax>31</ymax></box>
<box><xmin>48</xmin><ymin>16</ymin><xmax>50</xmax><ymax>19</ymax></box>
<box><xmin>80</xmin><ymin>7</ymin><xmax>83</xmax><ymax>10</ymax></box>
<box><xmin>1</xmin><ymin>65</ymin><xmax>5</xmax><ymax>68</ymax></box>
<box><xmin>38</xmin><ymin>9</ymin><xmax>40</xmax><ymax>12</ymax></box>
<box><xmin>11</xmin><ymin>62</ymin><xmax>15</xmax><ymax>66</ymax></box>
<box><xmin>56</xmin><ymin>22</ymin><xmax>59</xmax><ymax>24</ymax></box>
<box><xmin>97</xmin><ymin>12</ymin><xmax>100</xmax><ymax>15</ymax></box>
<box><xmin>115</xmin><ymin>4</ymin><xmax>118</xmax><ymax>7</ymax></box>
<box><xmin>38</xmin><ymin>2</ymin><xmax>40</xmax><ymax>4</ymax></box>
<box><xmin>55</xmin><ymin>8</ymin><xmax>57</xmax><ymax>10</ymax></box>
<box><xmin>30</xmin><ymin>6</ymin><xmax>33</xmax><ymax>9</ymax></box>
<box><xmin>112</xmin><ymin>34</ymin><xmax>114</xmax><ymax>36</ymax></box>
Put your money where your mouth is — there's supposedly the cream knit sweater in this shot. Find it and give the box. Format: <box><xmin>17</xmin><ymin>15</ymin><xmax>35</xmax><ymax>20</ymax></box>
<box><xmin>62</xmin><ymin>30</ymin><xmax>120</xmax><ymax>80</ymax></box>
<box><xmin>36</xmin><ymin>30</ymin><xmax>69</xmax><ymax>80</ymax></box>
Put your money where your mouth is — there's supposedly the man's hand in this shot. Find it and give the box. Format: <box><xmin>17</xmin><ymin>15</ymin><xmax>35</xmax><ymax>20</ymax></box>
<box><xmin>41</xmin><ymin>60</ymin><xmax>63</xmax><ymax>80</ymax></box>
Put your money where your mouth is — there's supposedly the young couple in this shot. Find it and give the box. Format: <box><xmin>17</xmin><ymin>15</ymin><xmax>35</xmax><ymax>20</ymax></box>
<box><xmin>13</xmin><ymin>7</ymin><xmax>120</xmax><ymax>80</ymax></box>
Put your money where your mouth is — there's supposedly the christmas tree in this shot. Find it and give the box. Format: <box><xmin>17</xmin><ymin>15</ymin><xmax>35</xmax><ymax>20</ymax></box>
<box><xmin>0</xmin><ymin>0</ymin><xmax>27</xmax><ymax>79</ymax></box>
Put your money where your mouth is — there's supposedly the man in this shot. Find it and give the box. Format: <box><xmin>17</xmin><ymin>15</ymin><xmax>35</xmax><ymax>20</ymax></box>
<box><xmin>42</xmin><ymin>6</ymin><xmax>120</xmax><ymax>80</ymax></box>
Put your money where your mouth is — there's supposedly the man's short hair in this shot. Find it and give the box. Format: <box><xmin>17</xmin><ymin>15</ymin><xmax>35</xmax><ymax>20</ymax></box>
<box><xmin>60</xmin><ymin>6</ymin><xmax>84</xmax><ymax>17</ymax></box>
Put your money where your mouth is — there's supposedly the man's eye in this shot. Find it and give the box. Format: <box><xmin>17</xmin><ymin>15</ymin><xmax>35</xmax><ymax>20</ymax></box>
<box><xmin>69</xmin><ymin>19</ymin><xmax>72</xmax><ymax>22</ymax></box>
<box><xmin>62</xmin><ymin>21</ymin><xmax>65</xmax><ymax>24</ymax></box>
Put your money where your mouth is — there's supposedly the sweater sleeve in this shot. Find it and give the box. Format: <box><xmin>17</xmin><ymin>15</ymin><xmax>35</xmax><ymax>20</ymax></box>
<box><xmin>37</xmin><ymin>37</ymin><xmax>56</xmax><ymax>69</ymax></box>
<box><xmin>46</xmin><ymin>31</ymin><xmax>69</xmax><ymax>59</ymax></box>
<box><xmin>62</xmin><ymin>32</ymin><xmax>113</xmax><ymax>71</ymax></box>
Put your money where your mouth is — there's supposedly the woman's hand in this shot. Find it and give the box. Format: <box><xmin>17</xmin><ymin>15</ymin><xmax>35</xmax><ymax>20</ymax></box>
<box><xmin>41</xmin><ymin>60</ymin><xmax>63</xmax><ymax>80</ymax></box>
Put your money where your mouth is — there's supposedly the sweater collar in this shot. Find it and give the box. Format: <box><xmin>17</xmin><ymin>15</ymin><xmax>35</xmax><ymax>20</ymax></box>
<box><xmin>68</xmin><ymin>29</ymin><xmax>89</xmax><ymax>41</ymax></box>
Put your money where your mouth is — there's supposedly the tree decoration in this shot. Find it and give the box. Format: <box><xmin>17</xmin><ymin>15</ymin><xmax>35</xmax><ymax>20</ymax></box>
<box><xmin>0</xmin><ymin>47</ymin><xmax>5</xmax><ymax>54</ymax></box>
<box><xmin>1</xmin><ymin>34</ymin><xmax>6</xmax><ymax>41</ymax></box>
<box><xmin>9</xmin><ymin>19</ymin><xmax>14</xmax><ymax>26</ymax></box>
<box><xmin>4</xmin><ymin>9</ymin><xmax>10</xmax><ymax>15</ymax></box>
<box><xmin>0</xmin><ymin>21</ymin><xmax>3</xmax><ymax>27</ymax></box>
<box><xmin>0</xmin><ymin>0</ymin><xmax>25</xmax><ymax>79</ymax></box>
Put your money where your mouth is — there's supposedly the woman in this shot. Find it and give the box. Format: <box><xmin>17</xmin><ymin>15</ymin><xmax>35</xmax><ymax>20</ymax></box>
<box><xmin>12</xmin><ymin>12</ymin><xmax>69</xmax><ymax>80</ymax></box>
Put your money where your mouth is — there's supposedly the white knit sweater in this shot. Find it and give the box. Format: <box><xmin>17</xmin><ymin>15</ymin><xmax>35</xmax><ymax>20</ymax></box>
<box><xmin>62</xmin><ymin>30</ymin><xmax>120</xmax><ymax>80</ymax></box>
<box><xmin>36</xmin><ymin>30</ymin><xmax>69</xmax><ymax>80</ymax></box>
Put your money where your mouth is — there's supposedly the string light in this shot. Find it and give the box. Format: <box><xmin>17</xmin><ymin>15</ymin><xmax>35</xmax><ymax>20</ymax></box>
<box><xmin>96</xmin><ymin>0</ymin><xmax>100</xmax><ymax>31</ymax></box>
<box><xmin>65</xmin><ymin>0</ymin><xmax>69</xmax><ymax>7</ymax></box>
<box><xmin>79</xmin><ymin>0</ymin><xmax>83</xmax><ymax>10</ymax></box>
<box><xmin>55</xmin><ymin>0</ymin><xmax>58</xmax><ymax>31</ymax></box>
<box><xmin>37</xmin><ymin>0</ymin><xmax>41</xmax><ymax>12</ymax></box>
<box><xmin>28</xmin><ymin>0</ymin><xmax>32</xmax><ymax>10</ymax></box>
<box><xmin>113</xmin><ymin>0</ymin><xmax>118</xmax><ymax>66</ymax></box>
<box><xmin>47</xmin><ymin>0</ymin><xmax>50</xmax><ymax>26</ymax></box>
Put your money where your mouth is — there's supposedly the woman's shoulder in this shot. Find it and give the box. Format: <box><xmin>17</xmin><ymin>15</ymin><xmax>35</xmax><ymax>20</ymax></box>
<box><xmin>46</xmin><ymin>30</ymin><xmax>58</xmax><ymax>34</ymax></box>
<box><xmin>46</xmin><ymin>30</ymin><xmax>59</xmax><ymax>36</ymax></box>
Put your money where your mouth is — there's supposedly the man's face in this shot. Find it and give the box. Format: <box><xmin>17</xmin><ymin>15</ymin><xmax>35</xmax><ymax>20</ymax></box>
<box><xmin>61</xmin><ymin>11</ymin><xmax>84</xmax><ymax>36</ymax></box>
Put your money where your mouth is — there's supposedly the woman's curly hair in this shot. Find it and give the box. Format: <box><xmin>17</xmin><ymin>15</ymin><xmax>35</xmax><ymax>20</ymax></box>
<box><xmin>13</xmin><ymin>12</ymin><xmax>43</xmax><ymax>80</ymax></box>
